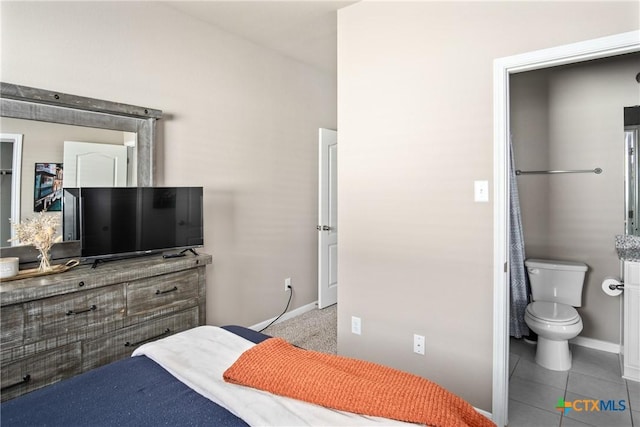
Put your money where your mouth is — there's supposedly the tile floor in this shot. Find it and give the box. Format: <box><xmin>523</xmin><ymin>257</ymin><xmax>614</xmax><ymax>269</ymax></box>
<box><xmin>509</xmin><ymin>338</ymin><xmax>639</xmax><ymax>426</ymax></box>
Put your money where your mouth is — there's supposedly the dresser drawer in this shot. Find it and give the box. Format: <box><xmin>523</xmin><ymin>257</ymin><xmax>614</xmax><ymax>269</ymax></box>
<box><xmin>0</xmin><ymin>253</ymin><xmax>210</xmax><ymax>400</ymax></box>
<box><xmin>24</xmin><ymin>285</ymin><xmax>125</xmax><ymax>342</ymax></box>
<box><xmin>127</xmin><ymin>269</ymin><xmax>199</xmax><ymax>316</ymax></box>
<box><xmin>1</xmin><ymin>342</ymin><xmax>81</xmax><ymax>402</ymax></box>
<box><xmin>1</xmin><ymin>304</ymin><xmax>24</xmax><ymax>350</ymax></box>
<box><xmin>82</xmin><ymin>307</ymin><xmax>199</xmax><ymax>371</ymax></box>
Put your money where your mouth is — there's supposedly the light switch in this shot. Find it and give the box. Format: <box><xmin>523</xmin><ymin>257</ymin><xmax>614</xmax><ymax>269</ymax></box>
<box><xmin>351</xmin><ymin>316</ymin><xmax>361</xmax><ymax>335</ymax></box>
<box><xmin>474</xmin><ymin>180</ymin><xmax>489</xmax><ymax>202</ymax></box>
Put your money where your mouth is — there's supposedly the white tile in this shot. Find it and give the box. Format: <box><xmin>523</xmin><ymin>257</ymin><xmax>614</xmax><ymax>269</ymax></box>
<box><xmin>510</xmin><ymin>338</ymin><xmax>536</xmax><ymax>362</ymax></box>
<box><xmin>570</xmin><ymin>345</ymin><xmax>623</xmax><ymax>384</ymax></box>
<box><xmin>559</xmin><ymin>416</ymin><xmax>595</xmax><ymax>426</ymax></box>
<box><xmin>562</xmin><ymin>391</ymin><xmax>633</xmax><ymax>427</ymax></box>
<box><xmin>513</xmin><ymin>357</ymin><xmax>568</xmax><ymax>390</ymax></box>
<box><xmin>567</xmin><ymin>372</ymin><xmax>628</xmax><ymax>401</ymax></box>
<box><xmin>508</xmin><ymin>341</ymin><xmax>630</xmax><ymax>427</ymax></box>
<box><xmin>627</xmin><ymin>380</ymin><xmax>640</xmax><ymax>411</ymax></box>
<box><xmin>510</xmin><ymin>376</ymin><xmax>566</xmax><ymax>413</ymax></box>
<box><xmin>508</xmin><ymin>399</ymin><xmax>561</xmax><ymax>427</ymax></box>
<box><xmin>510</xmin><ymin>353</ymin><xmax>520</xmax><ymax>377</ymax></box>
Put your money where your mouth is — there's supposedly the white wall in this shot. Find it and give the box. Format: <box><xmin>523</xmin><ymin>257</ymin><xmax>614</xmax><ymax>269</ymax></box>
<box><xmin>512</xmin><ymin>53</ymin><xmax>640</xmax><ymax>344</ymax></box>
<box><xmin>337</xmin><ymin>1</ymin><xmax>638</xmax><ymax>411</ymax></box>
<box><xmin>1</xmin><ymin>1</ymin><xmax>337</xmax><ymax>326</ymax></box>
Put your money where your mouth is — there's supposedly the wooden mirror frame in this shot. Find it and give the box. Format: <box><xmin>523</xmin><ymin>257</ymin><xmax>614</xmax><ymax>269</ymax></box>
<box><xmin>0</xmin><ymin>82</ymin><xmax>162</xmax><ymax>186</ymax></box>
<box><xmin>0</xmin><ymin>82</ymin><xmax>162</xmax><ymax>263</ymax></box>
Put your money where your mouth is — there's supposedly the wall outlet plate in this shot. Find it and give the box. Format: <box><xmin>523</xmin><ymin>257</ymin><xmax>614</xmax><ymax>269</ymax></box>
<box><xmin>413</xmin><ymin>334</ymin><xmax>425</xmax><ymax>355</ymax></box>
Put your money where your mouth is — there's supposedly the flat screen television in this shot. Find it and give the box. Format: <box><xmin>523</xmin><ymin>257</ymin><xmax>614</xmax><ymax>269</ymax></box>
<box><xmin>63</xmin><ymin>187</ymin><xmax>203</xmax><ymax>260</ymax></box>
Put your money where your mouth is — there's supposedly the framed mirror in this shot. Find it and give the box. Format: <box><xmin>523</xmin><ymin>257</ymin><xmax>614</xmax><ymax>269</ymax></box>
<box><xmin>0</xmin><ymin>82</ymin><xmax>162</xmax><ymax>262</ymax></box>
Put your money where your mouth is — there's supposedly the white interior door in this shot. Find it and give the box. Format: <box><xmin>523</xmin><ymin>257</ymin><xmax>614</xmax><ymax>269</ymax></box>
<box><xmin>63</xmin><ymin>141</ymin><xmax>127</xmax><ymax>187</ymax></box>
<box><xmin>318</xmin><ymin>128</ymin><xmax>338</xmax><ymax>309</ymax></box>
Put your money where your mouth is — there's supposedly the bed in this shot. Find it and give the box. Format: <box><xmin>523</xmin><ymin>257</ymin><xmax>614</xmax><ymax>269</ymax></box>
<box><xmin>1</xmin><ymin>325</ymin><xmax>494</xmax><ymax>427</ymax></box>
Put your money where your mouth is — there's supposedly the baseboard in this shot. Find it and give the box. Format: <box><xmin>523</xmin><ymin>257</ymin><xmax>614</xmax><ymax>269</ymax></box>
<box><xmin>474</xmin><ymin>407</ymin><xmax>493</xmax><ymax>421</ymax></box>
<box><xmin>249</xmin><ymin>301</ymin><xmax>318</xmax><ymax>331</ymax></box>
<box><xmin>622</xmin><ymin>366</ymin><xmax>640</xmax><ymax>382</ymax></box>
<box><xmin>570</xmin><ymin>336</ymin><xmax>620</xmax><ymax>354</ymax></box>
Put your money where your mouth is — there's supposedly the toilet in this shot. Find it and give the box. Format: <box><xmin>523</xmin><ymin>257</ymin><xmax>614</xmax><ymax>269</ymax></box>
<box><xmin>524</xmin><ymin>258</ymin><xmax>588</xmax><ymax>371</ymax></box>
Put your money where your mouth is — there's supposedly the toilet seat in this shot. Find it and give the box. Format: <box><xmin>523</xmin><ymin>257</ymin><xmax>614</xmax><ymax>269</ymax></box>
<box><xmin>526</xmin><ymin>301</ymin><xmax>580</xmax><ymax>324</ymax></box>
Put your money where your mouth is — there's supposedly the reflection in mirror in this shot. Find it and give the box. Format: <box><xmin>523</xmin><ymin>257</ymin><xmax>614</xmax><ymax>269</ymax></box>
<box><xmin>0</xmin><ymin>117</ymin><xmax>137</xmax><ymax>240</ymax></box>
<box><xmin>0</xmin><ymin>82</ymin><xmax>162</xmax><ymax>261</ymax></box>
<box><xmin>625</xmin><ymin>105</ymin><xmax>640</xmax><ymax>235</ymax></box>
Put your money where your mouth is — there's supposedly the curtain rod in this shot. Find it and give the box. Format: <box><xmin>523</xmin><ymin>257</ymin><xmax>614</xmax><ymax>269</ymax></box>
<box><xmin>515</xmin><ymin>168</ymin><xmax>602</xmax><ymax>176</ymax></box>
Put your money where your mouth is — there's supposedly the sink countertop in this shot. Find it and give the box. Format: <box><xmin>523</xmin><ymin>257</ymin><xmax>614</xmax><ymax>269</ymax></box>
<box><xmin>615</xmin><ymin>235</ymin><xmax>640</xmax><ymax>262</ymax></box>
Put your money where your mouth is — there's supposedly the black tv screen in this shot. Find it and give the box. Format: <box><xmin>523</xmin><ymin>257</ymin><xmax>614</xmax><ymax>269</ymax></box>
<box><xmin>63</xmin><ymin>187</ymin><xmax>203</xmax><ymax>259</ymax></box>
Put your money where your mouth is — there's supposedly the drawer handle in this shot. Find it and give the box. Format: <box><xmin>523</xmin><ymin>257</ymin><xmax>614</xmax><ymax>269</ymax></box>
<box><xmin>66</xmin><ymin>304</ymin><xmax>97</xmax><ymax>316</ymax></box>
<box><xmin>124</xmin><ymin>328</ymin><xmax>171</xmax><ymax>348</ymax></box>
<box><xmin>1</xmin><ymin>374</ymin><xmax>31</xmax><ymax>391</ymax></box>
<box><xmin>155</xmin><ymin>286</ymin><xmax>178</xmax><ymax>295</ymax></box>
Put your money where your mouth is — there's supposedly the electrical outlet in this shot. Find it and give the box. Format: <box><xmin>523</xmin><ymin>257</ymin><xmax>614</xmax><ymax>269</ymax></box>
<box><xmin>351</xmin><ymin>316</ymin><xmax>361</xmax><ymax>335</ymax></box>
<box><xmin>413</xmin><ymin>334</ymin><xmax>425</xmax><ymax>355</ymax></box>
<box><xmin>284</xmin><ymin>277</ymin><xmax>291</xmax><ymax>291</ymax></box>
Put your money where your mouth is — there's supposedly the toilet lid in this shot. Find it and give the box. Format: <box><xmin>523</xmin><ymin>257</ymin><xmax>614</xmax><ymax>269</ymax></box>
<box><xmin>526</xmin><ymin>301</ymin><xmax>580</xmax><ymax>323</ymax></box>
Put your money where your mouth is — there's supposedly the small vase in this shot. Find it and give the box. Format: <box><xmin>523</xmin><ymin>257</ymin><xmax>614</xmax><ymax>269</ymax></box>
<box><xmin>37</xmin><ymin>250</ymin><xmax>52</xmax><ymax>272</ymax></box>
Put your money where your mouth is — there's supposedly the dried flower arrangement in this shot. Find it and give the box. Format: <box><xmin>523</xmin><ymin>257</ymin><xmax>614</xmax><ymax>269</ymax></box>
<box><xmin>9</xmin><ymin>211</ymin><xmax>62</xmax><ymax>272</ymax></box>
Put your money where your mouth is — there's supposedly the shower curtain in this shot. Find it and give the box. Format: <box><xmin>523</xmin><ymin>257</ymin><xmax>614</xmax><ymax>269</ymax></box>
<box><xmin>509</xmin><ymin>140</ymin><xmax>530</xmax><ymax>338</ymax></box>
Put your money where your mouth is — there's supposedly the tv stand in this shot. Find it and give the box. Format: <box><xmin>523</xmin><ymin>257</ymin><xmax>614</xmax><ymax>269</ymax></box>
<box><xmin>163</xmin><ymin>252</ymin><xmax>185</xmax><ymax>259</ymax></box>
<box><xmin>90</xmin><ymin>255</ymin><xmax>140</xmax><ymax>268</ymax></box>
<box><xmin>163</xmin><ymin>248</ymin><xmax>199</xmax><ymax>259</ymax></box>
<box><xmin>91</xmin><ymin>259</ymin><xmax>104</xmax><ymax>269</ymax></box>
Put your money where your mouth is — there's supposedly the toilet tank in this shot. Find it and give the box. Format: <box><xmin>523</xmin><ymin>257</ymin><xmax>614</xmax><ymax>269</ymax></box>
<box><xmin>525</xmin><ymin>258</ymin><xmax>588</xmax><ymax>307</ymax></box>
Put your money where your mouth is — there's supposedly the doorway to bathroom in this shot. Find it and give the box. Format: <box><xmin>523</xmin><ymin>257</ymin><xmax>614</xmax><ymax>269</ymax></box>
<box><xmin>492</xmin><ymin>31</ymin><xmax>640</xmax><ymax>427</ymax></box>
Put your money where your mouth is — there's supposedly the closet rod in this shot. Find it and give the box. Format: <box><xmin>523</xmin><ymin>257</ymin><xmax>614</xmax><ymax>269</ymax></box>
<box><xmin>515</xmin><ymin>167</ymin><xmax>602</xmax><ymax>176</ymax></box>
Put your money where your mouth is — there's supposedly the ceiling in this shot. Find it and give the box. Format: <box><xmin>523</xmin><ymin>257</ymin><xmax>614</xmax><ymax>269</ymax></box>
<box><xmin>163</xmin><ymin>1</ymin><xmax>358</xmax><ymax>74</ymax></box>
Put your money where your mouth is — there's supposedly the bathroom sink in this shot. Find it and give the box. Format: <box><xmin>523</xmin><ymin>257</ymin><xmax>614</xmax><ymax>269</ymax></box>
<box><xmin>615</xmin><ymin>235</ymin><xmax>640</xmax><ymax>261</ymax></box>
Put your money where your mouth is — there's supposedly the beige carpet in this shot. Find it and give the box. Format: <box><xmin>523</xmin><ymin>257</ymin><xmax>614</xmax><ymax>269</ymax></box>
<box><xmin>262</xmin><ymin>304</ymin><xmax>337</xmax><ymax>354</ymax></box>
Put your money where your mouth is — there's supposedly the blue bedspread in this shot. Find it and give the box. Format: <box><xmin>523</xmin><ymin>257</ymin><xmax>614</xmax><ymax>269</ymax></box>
<box><xmin>1</xmin><ymin>326</ymin><xmax>271</xmax><ymax>427</ymax></box>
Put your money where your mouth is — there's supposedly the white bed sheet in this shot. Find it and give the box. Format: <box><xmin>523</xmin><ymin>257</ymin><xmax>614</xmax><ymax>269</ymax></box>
<box><xmin>133</xmin><ymin>326</ymin><xmax>419</xmax><ymax>427</ymax></box>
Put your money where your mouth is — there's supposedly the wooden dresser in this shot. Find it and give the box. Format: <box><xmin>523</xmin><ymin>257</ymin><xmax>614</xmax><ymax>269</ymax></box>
<box><xmin>0</xmin><ymin>253</ymin><xmax>211</xmax><ymax>401</ymax></box>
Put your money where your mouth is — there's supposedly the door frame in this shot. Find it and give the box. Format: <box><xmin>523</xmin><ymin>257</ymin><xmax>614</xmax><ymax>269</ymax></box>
<box><xmin>1</xmin><ymin>133</ymin><xmax>23</xmax><ymax>245</ymax></box>
<box><xmin>492</xmin><ymin>30</ymin><xmax>640</xmax><ymax>427</ymax></box>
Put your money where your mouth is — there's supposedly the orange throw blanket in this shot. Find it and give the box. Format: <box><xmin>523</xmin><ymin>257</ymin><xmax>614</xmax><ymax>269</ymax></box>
<box><xmin>224</xmin><ymin>338</ymin><xmax>495</xmax><ymax>427</ymax></box>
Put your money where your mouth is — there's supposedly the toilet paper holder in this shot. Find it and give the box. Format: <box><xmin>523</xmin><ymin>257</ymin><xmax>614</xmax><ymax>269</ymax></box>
<box><xmin>609</xmin><ymin>282</ymin><xmax>625</xmax><ymax>291</ymax></box>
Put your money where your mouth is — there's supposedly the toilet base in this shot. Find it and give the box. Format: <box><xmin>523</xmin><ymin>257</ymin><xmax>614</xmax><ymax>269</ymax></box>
<box><xmin>535</xmin><ymin>336</ymin><xmax>572</xmax><ymax>371</ymax></box>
